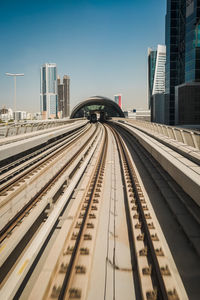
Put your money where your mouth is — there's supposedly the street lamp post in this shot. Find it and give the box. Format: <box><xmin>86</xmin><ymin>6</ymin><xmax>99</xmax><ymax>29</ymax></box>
<box><xmin>5</xmin><ymin>73</ymin><xmax>24</xmax><ymax>113</ymax></box>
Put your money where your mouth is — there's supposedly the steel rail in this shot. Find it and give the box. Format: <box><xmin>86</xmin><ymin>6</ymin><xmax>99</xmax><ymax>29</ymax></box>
<box><xmin>57</xmin><ymin>126</ymin><xmax>108</xmax><ymax>300</ymax></box>
<box><xmin>107</xmin><ymin>123</ymin><xmax>178</xmax><ymax>300</ymax></box>
<box><xmin>0</xmin><ymin>123</ymin><xmax>88</xmax><ymax>181</ymax></box>
<box><xmin>0</xmin><ymin>125</ymin><xmax>98</xmax><ymax>243</ymax></box>
<box><xmin>115</xmin><ymin>123</ymin><xmax>200</xmax><ymax>256</ymax></box>
<box><xmin>0</xmin><ymin>125</ymin><xmax>91</xmax><ymax>195</ymax></box>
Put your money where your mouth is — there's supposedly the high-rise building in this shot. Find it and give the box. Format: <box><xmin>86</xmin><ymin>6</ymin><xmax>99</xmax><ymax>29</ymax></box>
<box><xmin>63</xmin><ymin>75</ymin><xmax>70</xmax><ymax>117</ymax></box>
<box><xmin>147</xmin><ymin>45</ymin><xmax>166</xmax><ymax>109</ymax></box>
<box><xmin>166</xmin><ymin>0</ymin><xmax>200</xmax><ymax>125</ymax></box>
<box><xmin>57</xmin><ymin>75</ymin><xmax>64</xmax><ymax>118</ymax></box>
<box><xmin>165</xmin><ymin>1</ymin><xmax>186</xmax><ymax>125</ymax></box>
<box><xmin>147</xmin><ymin>48</ymin><xmax>157</xmax><ymax>109</ymax></box>
<box><xmin>185</xmin><ymin>1</ymin><xmax>200</xmax><ymax>82</ymax></box>
<box><xmin>40</xmin><ymin>63</ymin><xmax>58</xmax><ymax>119</ymax></box>
<box><xmin>114</xmin><ymin>94</ymin><xmax>122</xmax><ymax>109</ymax></box>
<box><xmin>57</xmin><ymin>75</ymin><xmax>70</xmax><ymax>118</ymax></box>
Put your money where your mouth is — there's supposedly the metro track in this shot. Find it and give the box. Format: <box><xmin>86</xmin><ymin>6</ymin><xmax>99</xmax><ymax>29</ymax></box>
<box><xmin>107</xmin><ymin>124</ymin><xmax>187</xmax><ymax>300</ymax></box>
<box><xmin>0</xmin><ymin>123</ymin><xmax>105</xmax><ymax>299</ymax></box>
<box><xmin>109</xmin><ymin>122</ymin><xmax>200</xmax><ymax>299</ymax></box>
<box><xmin>1</xmin><ymin>122</ymin><xmax>198</xmax><ymax>299</ymax></box>
<box><xmin>111</xmin><ymin>123</ymin><xmax>200</xmax><ymax>254</ymax></box>
<box><xmin>42</xmin><ymin>124</ymin><xmax>108</xmax><ymax>300</ymax></box>
<box><xmin>0</xmin><ymin>124</ymin><xmax>98</xmax><ymax>242</ymax></box>
<box><xmin>0</xmin><ymin>123</ymin><xmax>89</xmax><ymax>188</ymax></box>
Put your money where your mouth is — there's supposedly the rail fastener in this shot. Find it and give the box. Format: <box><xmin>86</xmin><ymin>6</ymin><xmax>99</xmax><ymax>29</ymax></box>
<box><xmin>148</xmin><ymin>222</ymin><xmax>155</xmax><ymax>229</ymax></box>
<box><xmin>87</xmin><ymin>222</ymin><xmax>94</xmax><ymax>228</ymax></box>
<box><xmin>68</xmin><ymin>288</ymin><xmax>81</xmax><ymax>299</ymax></box>
<box><xmin>75</xmin><ymin>265</ymin><xmax>86</xmax><ymax>274</ymax></box>
<box><xmin>71</xmin><ymin>233</ymin><xmax>78</xmax><ymax>240</ymax></box>
<box><xmin>93</xmin><ymin>199</ymin><xmax>99</xmax><ymax>203</ymax></box>
<box><xmin>160</xmin><ymin>265</ymin><xmax>171</xmax><ymax>276</ymax></box>
<box><xmin>80</xmin><ymin>247</ymin><xmax>89</xmax><ymax>255</ymax></box>
<box><xmin>84</xmin><ymin>234</ymin><xmax>92</xmax><ymax>240</ymax></box>
<box><xmin>64</xmin><ymin>246</ymin><xmax>74</xmax><ymax>255</ymax></box>
<box><xmin>151</xmin><ymin>233</ymin><xmax>159</xmax><ymax>241</ymax></box>
<box><xmin>146</xmin><ymin>289</ymin><xmax>157</xmax><ymax>300</ymax></box>
<box><xmin>59</xmin><ymin>263</ymin><xmax>68</xmax><ymax>273</ymax></box>
<box><xmin>51</xmin><ymin>285</ymin><xmax>62</xmax><ymax>298</ymax></box>
<box><xmin>139</xmin><ymin>247</ymin><xmax>148</xmax><ymax>256</ymax></box>
<box><xmin>75</xmin><ymin>222</ymin><xmax>82</xmax><ymax>228</ymax></box>
<box><xmin>142</xmin><ymin>265</ymin><xmax>152</xmax><ymax>275</ymax></box>
<box><xmin>89</xmin><ymin>213</ymin><xmax>96</xmax><ymax>219</ymax></box>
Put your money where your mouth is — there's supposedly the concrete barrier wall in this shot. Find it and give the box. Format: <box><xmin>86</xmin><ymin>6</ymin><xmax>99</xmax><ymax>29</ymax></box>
<box><xmin>115</xmin><ymin>121</ymin><xmax>200</xmax><ymax>207</ymax></box>
<box><xmin>125</xmin><ymin>119</ymin><xmax>200</xmax><ymax>150</ymax></box>
<box><xmin>0</xmin><ymin>118</ymin><xmax>86</xmax><ymax>138</ymax></box>
<box><xmin>0</xmin><ymin>121</ymin><xmax>88</xmax><ymax>162</ymax></box>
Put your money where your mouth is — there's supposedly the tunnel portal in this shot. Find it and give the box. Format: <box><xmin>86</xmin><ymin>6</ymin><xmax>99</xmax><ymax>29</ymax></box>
<box><xmin>70</xmin><ymin>96</ymin><xmax>125</xmax><ymax>122</ymax></box>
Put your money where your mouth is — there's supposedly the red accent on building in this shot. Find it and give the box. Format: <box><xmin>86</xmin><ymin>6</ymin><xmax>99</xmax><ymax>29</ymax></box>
<box><xmin>118</xmin><ymin>95</ymin><xmax>121</xmax><ymax>108</ymax></box>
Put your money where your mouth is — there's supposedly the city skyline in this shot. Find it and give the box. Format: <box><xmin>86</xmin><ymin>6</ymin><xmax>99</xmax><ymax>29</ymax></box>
<box><xmin>0</xmin><ymin>0</ymin><xmax>165</xmax><ymax>113</ymax></box>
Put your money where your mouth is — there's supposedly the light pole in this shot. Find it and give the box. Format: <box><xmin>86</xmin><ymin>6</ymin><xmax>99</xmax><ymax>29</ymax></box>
<box><xmin>5</xmin><ymin>73</ymin><xmax>24</xmax><ymax>113</ymax></box>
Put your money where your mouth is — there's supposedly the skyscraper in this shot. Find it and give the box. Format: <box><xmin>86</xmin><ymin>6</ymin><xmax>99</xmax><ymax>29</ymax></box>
<box><xmin>165</xmin><ymin>0</ymin><xmax>185</xmax><ymax>125</ymax></box>
<box><xmin>185</xmin><ymin>1</ymin><xmax>200</xmax><ymax>82</ymax></box>
<box><xmin>147</xmin><ymin>48</ymin><xmax>157</xmax><ymax>109</ymax></box>
<box><xmin>40</xmin><ymin>63</ymin><xmax>58</xmax><ymax>119</ymax></box>
<box><xmin>147</xmin><ymin>45</ymin><xmax>166</xmax><ymax>109</ymax></box>
<box><xmin>166</xmin><ymin>0</ymin><xmax>200</xmax><ymax>125</ymax></box>
<box><xmin>63</xmin><ymin>75</ymin><xmax>70</xmax><ymax>117</ymax></box>
<box><xmin>57</xmin><ymin>75</ymin><xmax>70</xmax><ymax>118</ymax></box>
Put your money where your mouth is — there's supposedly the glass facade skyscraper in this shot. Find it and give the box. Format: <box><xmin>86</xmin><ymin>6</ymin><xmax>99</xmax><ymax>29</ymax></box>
<box><xmin>185</xmin><ymin>0</ymin><xmax>200</xmax><ymax>82</ymax></box>
<box><xmin>166</xmin><ymin>0</ymin><xmax>200</xmax><ymax>125</ymax></box>
<box><xmin>165</xmin><ymin>0</ymin><xmax>185</xmax><ymax>125</ymax></box>
<box><xmin>40</xmin><ymin>63</ymin><xmax>58</xmax><ymax>119</ymax></box>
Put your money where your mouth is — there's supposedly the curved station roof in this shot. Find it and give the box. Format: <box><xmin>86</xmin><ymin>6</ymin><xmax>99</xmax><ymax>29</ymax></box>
<box><xmin>70</xmin><ymin>96</ymin><xmax>125</xmax><ymax>118</ymax></box>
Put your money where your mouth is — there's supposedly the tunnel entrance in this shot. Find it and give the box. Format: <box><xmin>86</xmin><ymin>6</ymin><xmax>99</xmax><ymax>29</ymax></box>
<box><xmin>70</xmin><ymin>96</ymin><xmax>125</xmax><ymax>122</ymax></box>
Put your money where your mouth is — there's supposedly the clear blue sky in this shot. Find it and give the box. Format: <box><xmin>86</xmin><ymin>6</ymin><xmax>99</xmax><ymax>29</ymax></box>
<box><xmin>0</xmin><ymin>0</ymin><xmax>166</xmax><ymax>112</ymax></box>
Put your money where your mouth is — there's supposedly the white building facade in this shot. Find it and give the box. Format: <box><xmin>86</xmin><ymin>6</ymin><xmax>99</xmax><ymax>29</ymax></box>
<box><xmin>152</xmin><ymin>45</ymin><xmax>166</xmax><ymax>95</ymax></box>
<box><xmin>147</xmin><ymin>45</ymin><xmax>166</xmax><ymax>108</ymax></box>
<box><xmin>148</xmin><ymin>45</ymin><xmax>166</xmax><ymax>123</ymax></box>
<box><xmin>40</xmin><ymin>63</ymin><xmax>58</xmax><ymax>119</ymax></box>
<box><xmin>13</xmin><ymin>111</ymin><xmax>27</xmax><ymax>121</ymax></box>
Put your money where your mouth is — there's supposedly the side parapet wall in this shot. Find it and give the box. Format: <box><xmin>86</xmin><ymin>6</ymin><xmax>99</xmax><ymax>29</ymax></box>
<box><xmin>114</xmin><ymin>121</ymin><xmax>200</xmax><ymax>207</ymax></box>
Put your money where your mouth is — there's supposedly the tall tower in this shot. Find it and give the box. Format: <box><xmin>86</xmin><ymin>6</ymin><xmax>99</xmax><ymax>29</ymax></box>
<box><xmin>147</xmin><ymin>45</ymin><xmax>166</xmax><ymax>109</ymax></box>
<box><xmin>185</xmin><ymin>1</ymin><xmax>200</xmax><ymax>82</ymax></box>
<box><xmin>147</xmin><ymin>47</ymin><xmax>157</xmax><ymax>109</ymax></box>
<box><xmin>165</xmin><ymin>0</ymin><xmax>185</xmax><ymax>125</ymax></box>
<box><xmin>57</xmin><ymin>75</ymin><xmax>64</xmax><ymax>118</ymax></box>
<box><xmin>40</xmin><ymin>63</ymin><xmax>58</xmax><ymax>119</ymax></box>
<box><xmin>57</xmin><ymin>75</ymin><xmax>70</xmax><ymax>118</ymax></box>
<box><xmin>63</xmin><ymin>75</ymin><xmax>70</xmax><ymax>117</ymax></box>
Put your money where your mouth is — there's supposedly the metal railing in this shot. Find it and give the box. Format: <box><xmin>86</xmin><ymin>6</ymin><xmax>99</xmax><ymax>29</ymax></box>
<box><xmin>0</xmin><ymin>118</ymin><xmax>85</xmax><ymax>138</ymax></box>
<box><xmin>125</xmin><ymin>119</ymin><xmax>200</xmax><ymax>150</ymax></box>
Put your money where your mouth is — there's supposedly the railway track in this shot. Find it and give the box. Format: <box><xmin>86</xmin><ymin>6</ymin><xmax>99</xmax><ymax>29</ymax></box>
<box><xmin>0</xmin><ymin>124</ymin><xmax>90</xmax><ymax>191</ymax></box>
<box><xmin>112</xmin><ymin>123</ymin><xmax>200</xmax><ymax>256</ymax></box>
<box><xmin>0</xmin><ymin>124</ymin><xmax>99</xmax><ymax>241</ymax></box>
<box><xmin>107</xmin><ymin>124</ymin><xmax>187</xmax><ymax>300</ymax></box>
<box><xmin>42</xmin><ymin>125</ymin><xmax>108</xmax><ymax>300</ymax></box>
<box><xmin>0</xmin><ymin>124</ymin><xmax>105</xmax><ymax>299</ymax></box>
<box><xmin>0</xmin><ymin>122</ymin><xmax>196</xmax><ymax>299</ymax></box>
